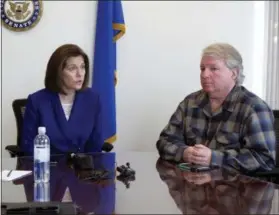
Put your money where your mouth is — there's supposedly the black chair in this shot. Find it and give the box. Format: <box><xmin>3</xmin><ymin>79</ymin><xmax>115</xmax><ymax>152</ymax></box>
<box><xmin>5</xmin><ymin>99</ymin><xmax>27</xmax><ymax>157</ymax></box>
<box><xmin>273</xmin><ymin>110</ymin><xmax>279</xmax><ymax>167</ymax></box>
<box><xmin>5</xmin><ymin>98</ymin><xmax>113</xmax><ymax>157</ymax></box>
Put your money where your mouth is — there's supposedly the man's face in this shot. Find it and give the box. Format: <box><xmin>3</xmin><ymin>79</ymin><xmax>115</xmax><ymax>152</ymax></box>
<box><xmin>200</xmin><ymin>56</ymin><xmax>237</xmax><ymax>96</ymax></box>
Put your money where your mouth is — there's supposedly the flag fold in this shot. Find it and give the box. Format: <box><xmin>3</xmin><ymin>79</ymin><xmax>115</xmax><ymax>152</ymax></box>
<box><xmin>92</xmin><ymin>0</ymin><xmax>125</xmax><ymax>144</ymax></box>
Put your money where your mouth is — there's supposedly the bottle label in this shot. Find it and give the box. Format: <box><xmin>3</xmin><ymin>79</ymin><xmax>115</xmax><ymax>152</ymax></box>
<box><xmin>34</xmin><ymin>147</ymin><xmax>50</xmax><ymax>162</ymax></box>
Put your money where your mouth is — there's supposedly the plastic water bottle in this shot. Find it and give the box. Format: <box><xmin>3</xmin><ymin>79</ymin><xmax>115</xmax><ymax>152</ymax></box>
<box><xmin>34</xmin><ymin>182</ymin><xmax>50</xmax><ymax>202</ymax></box>
<box><xmin>33</xmin><ymin>127</ymin><xmax>50</xmax><ymax>183</ymax></box>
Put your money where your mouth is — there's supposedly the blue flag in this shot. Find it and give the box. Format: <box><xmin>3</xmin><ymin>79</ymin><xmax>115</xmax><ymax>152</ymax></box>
<box><xmin>92</xmin><ymin>0</ymin><xmax>125</xmax><ymax>144</ymax></box>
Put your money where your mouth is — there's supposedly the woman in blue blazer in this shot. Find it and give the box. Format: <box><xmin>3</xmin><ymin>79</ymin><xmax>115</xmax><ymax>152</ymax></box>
<box><xmin>21</xmin><ymin>44</ymin><xmax>104</xmax><ymax>156</ymax></box>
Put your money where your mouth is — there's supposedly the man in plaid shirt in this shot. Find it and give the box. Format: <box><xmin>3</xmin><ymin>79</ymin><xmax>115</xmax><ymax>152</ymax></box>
<box><xmin>156</xmin><ymin>43</ymin><xmax>276</xmax><ymax>172</ymax></box>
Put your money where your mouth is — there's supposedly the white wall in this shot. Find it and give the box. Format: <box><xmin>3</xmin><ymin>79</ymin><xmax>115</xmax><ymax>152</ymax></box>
<box><xmin>2</xmin><ymin>1</ymin><xmax>265</xmax><ymax>157</ymax></box>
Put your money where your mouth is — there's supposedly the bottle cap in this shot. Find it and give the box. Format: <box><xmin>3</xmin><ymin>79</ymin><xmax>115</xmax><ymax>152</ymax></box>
<box><xmin>38</xmin><ymin>127</ymin><xmax>46</xmax><ymax>135</ymax></box>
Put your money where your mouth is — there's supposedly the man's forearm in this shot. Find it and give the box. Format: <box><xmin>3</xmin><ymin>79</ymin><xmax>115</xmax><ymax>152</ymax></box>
<box><xmin>211</xmin><ymin>148</ymin><xmax>275</xmax><ymax>172</ymax></box>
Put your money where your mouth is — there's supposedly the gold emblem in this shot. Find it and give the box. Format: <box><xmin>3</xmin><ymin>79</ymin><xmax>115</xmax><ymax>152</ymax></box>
<box><xmin>1</xmin><ymin>0</ymin><xmax>43</xmax><ymax>32</ymax></box>
<box><xmin>7</xmin><ymin>1</ymin><xmax>31</xmax><ymax>20</ymax></box>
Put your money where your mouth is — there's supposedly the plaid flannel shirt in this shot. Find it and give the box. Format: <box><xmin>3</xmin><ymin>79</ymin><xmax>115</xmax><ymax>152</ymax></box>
<box><xmin>156</xmin><ymin>85</ymin><xmax>276</xmax><ymax>172</ymax></box>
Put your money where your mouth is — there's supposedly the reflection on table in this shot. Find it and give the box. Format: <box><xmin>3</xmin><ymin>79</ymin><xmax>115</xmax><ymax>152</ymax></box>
<box><xmin>12</xmin><ymin>153</ymin><xmax>116</xmax><ymax>214</ymax></box>
<box><xmin>156</xmin><ymin>159</ymin><xmax>277</xmax><ymax>214</ymax></box>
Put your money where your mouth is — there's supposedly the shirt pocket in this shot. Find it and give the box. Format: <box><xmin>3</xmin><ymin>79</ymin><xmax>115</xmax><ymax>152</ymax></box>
<box><xmin>215</xmin><ymin>128</ymin><xmax>241</xmax><ymax>149</ymax></box>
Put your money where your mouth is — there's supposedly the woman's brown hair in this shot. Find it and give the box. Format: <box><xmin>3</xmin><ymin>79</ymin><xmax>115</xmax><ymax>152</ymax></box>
<box><xmin>44</xmin><ymin>44</ymin><xmax>90</xmax><ymax>94</ymax></box>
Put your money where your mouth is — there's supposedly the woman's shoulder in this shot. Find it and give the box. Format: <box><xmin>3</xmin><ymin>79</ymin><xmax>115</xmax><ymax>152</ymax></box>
<box><xmin>27</xmin><ymin>88</ymin><xmax>51</xmax><ymax>100</ymax></box>
<box><xmin>79</xmin><ymin>87</ymin><xmax>100</xmax><ymax>99</ymax></box>
<box><xmin>24</xmin><ymin>89</ymin><xmax>52</xmax><ymax>110</ymax></box>
<box><xmin>28</xmin><ymin>88</ymin><xmax>49</xmax><ymax>98</ymax></box>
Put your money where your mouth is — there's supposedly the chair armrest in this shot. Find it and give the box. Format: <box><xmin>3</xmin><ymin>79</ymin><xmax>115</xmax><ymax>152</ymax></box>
<box><xmin>5</xmin><ymin>145</ymin><xmax>22</xmax><ymax>157</ymax></box>
<box><xmin>247</xmin><ymin>168</ymin><xmax>279</xmax><ymax>184</ymax></box>
<box><xmin>254</xmin><ymin>168</ymin><xmax>279</xmax><ymax>176</ymax></box>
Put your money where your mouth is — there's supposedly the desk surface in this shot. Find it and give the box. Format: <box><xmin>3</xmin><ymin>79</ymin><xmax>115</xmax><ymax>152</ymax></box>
<box><xmin>2</xmin><ymin>151</ymin><xmax>279</xmax><ymax>214</ymax></box>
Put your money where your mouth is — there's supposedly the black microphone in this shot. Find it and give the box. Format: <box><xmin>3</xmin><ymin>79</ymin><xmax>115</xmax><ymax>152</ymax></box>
<box><xmin>102</xmin><ymin>142</ymin><xmax>114</xmax><ymax>152</ymax></box>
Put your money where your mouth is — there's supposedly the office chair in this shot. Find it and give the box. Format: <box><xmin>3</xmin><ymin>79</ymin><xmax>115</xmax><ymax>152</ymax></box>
<box><xmin>274</xmin><ymin>110</ymin><xmax>279</xmax><ymax>167</ymax></box>
<box><xmin>5</xmin><ymin>98</ymin><xmax>113</xmax><ymax>157</ymax></box>
<box><xmin>5</xmin><ymin>99</ymin><xmax>27</xmax><ymax>157</ymax></box>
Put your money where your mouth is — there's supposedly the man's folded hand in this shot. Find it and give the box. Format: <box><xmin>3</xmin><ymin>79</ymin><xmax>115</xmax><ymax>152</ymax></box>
<box><xmin>183</xmin><ymin>144</ymin><xmax>212</xmax><ymax>166</ymax></box>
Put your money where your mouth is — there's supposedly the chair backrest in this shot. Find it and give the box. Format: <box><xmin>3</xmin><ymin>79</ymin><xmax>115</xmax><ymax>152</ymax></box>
<box><xmin>273</xmin><ymin>110</ymin><xmax>279</xmax><ymax>167</ymax></box>
<box><xmin>12</xmin><ymin>99</ymin><xmax>28</xmax><ymax>148</ymax></box>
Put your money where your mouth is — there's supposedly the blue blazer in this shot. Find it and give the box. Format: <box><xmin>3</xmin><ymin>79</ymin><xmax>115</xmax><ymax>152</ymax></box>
<box><xmin>21</xmin><ymin>88</ymin><xmax>104</xmax><ymax>156</ymax></box>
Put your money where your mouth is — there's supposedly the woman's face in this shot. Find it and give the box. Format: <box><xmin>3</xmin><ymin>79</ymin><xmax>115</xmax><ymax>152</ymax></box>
<box><xmin>61</xmin><ymin>55</ymin><xmax>86</xmax><ymax>92</ymax></box>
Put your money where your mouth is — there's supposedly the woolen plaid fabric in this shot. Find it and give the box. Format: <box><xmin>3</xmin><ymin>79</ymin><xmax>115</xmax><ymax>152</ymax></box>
<box><xmin>156</xmin><ymin>85</ymin><xmax>276</xmax><ymax>172</ymax></box>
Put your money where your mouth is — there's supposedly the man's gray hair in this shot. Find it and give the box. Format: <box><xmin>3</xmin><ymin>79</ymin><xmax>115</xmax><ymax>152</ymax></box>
<box><xmin>202</xmin><ymin>43</ymin><xmax>245</xmax><ymax>85</ymax></box>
